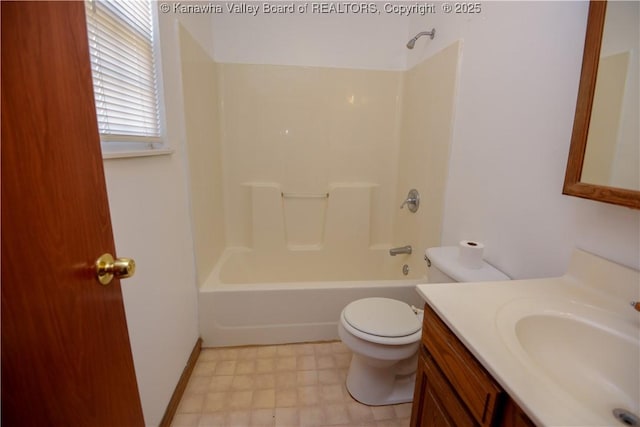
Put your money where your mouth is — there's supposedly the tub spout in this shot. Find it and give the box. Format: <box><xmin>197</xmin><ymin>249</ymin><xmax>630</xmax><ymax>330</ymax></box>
<box><xmin>389</xmin><ymin>245</ymin><xmax>412</xmax><ymax>256</ymax></box>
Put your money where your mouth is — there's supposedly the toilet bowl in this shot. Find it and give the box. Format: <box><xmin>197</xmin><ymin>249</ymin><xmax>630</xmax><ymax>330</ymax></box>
<box><xmin>338</xmin><ymin>297</ymin><xmax>422</xmax><ymax>405</ymax></box>
<box><xmin>339</xmin><ymin>246</ymin><xmax>510</xmax><ymax>406</ymax></box>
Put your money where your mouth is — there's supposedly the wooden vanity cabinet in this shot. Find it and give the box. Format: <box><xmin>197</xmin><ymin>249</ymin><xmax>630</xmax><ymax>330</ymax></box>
<box><xmin>501</xmin><ymin>399</ymin><xmax>537</xmax><ymax>427</ymax></box>
<box><xmin>410</xmin><ymin>304</ymin><xmax>535</xmax><ymax>427</ymax></box>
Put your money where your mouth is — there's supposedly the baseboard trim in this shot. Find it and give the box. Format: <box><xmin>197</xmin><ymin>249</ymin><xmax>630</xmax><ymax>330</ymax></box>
<box><xmin>159</xmin><ymin>337</ymin><xmax>203</xmax><ymax>427</ymax></box>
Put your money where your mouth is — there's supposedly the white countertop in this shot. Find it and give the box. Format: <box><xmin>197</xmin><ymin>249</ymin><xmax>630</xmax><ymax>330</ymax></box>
<box><xmin>416</xmin><ymin>249</ymin><xmax>640</xmax><ymax>427</ymax></box>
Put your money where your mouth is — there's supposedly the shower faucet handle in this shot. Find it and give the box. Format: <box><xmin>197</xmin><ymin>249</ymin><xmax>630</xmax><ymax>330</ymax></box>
<box><xmin>400</xmin><ymin>189</ymin><xmax>420</xmax><ymax>213</ymax></box>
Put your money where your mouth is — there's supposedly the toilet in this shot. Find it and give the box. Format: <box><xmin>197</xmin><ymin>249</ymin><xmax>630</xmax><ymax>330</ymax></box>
<box><xmin>338</xmin><ymin>246</ymin><xmax>510</xmax><ymax>406</ymax></box>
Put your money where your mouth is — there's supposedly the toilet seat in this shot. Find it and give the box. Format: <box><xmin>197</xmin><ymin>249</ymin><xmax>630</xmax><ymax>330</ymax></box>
<box><xmin>341</xmin><ymin>298</ymin><xmax>422</xmax><ymax>345</ymax></box>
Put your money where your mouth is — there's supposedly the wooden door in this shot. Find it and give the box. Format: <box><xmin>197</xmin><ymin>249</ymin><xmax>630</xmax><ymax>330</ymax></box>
<box><xmin>1</xmin><ymin>2</ymin><xmax>145</xmax><ymax>425</ymax></box>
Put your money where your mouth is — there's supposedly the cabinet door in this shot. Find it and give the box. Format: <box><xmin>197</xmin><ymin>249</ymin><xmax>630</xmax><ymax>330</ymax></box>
<box><xmin>501</xmin><ymin>399</ymin><xmax>537</xmax><ymax>427</ymax></box>
<box><xmin>422</xmin><ymin>304</ymin><xmax>503</xmax><ymax>426</ymax></box>
<box><xmin>423</xmin><ymin>387</ymin><xmax>455</xmax><ymax>427</ymax></box>
<box><xmin>411</xmin><ymin>351</ymin><xmax>476</xmax><ymax>427</ymax></box>
<box><xmin>411</xmin><ymin>351</ymin><xmax>431</xmax><ymax>427</ymax></box>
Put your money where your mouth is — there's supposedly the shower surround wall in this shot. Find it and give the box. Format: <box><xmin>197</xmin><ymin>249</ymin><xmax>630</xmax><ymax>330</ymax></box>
<box><xmin>206</xmin><ymin>45</ymin><xmax>460</xmax><ymax>346</ymax></box>
<box><xmin>180</xmin><ymin>35</ymin><xmax>460</xmax><ymax>277</ymax></box>
<box><xmin>220</xmin><ymin>63</ymin><xmax>403</xmax><ymax>251</ymax></box>
<box><xmin>179</xmin><ymin>25</ymin><xmax>226</xmax><ymax>285</ymax></box>
<box><xmin>393</xmin><ymin>42</ymin><xmax>460</xmax><ymax>261</ymax></box>
<box><xmin>179</xmin><ymin>27</ymin><xmax>461</xmax><ymax>345</ymax></box>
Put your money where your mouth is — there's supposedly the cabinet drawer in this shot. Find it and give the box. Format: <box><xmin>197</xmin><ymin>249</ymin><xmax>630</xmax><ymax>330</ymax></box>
<box><xmin>422</xmin><ymin>304</ymin><xmax>504</xmax><ymax>426</ymax></box>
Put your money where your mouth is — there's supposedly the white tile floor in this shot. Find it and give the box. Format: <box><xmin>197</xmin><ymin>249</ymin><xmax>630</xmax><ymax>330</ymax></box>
<box><xmin>171</xmin><ymin>341</ymin><xmax>412</xmax><ymax>427</ymax></box>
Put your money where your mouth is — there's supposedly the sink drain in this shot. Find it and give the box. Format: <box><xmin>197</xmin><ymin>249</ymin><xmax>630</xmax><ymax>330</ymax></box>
<box><xmin>613</xmin><ymin>408</ymin><xmax>639</xmax><ymax>426</ymax></box>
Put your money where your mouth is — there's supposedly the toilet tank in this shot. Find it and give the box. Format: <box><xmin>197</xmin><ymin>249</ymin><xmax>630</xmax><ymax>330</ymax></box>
<box><xmin>426</xmin><ymin>246</ymin><xmax>510</xmax><ymax>283</ymax></box>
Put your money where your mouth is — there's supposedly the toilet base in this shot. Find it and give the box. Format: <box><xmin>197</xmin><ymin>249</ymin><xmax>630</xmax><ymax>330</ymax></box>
<box><xmin>345</xmin><ymin>353</ymin><xmax>417</xmax><ymax>406</ymax></box>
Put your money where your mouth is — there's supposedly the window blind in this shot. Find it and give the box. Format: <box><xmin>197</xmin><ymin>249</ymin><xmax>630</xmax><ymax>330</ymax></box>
<box><xmin>85</xmin><ymin>0</ymin><xmax>161</xmax><ymax>143</ymax></box>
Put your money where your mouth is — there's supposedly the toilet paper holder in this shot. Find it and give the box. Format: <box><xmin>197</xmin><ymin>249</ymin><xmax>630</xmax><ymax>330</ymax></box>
<box><xmin>400</xmin><ymin>189</ymin><xmax>420</xmax><ymax>213</ymax></box>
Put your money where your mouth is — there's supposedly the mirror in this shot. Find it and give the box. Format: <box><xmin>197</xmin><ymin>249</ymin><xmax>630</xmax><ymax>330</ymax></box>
<box><xmin>563</xmin><ymin>1</ymin><xmax>640</xmax><ymax>209</ymax></box>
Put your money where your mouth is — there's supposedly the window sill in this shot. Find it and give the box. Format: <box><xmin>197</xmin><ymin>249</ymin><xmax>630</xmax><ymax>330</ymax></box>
<box><xmin>102</xmin><ymin>148</ymin><xmax>174</xmax><ymax>160</ymax></box>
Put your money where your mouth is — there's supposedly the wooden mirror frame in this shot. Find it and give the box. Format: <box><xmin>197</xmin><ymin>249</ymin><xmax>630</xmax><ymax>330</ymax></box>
<box><xmin>563</xmin><ymin>1</ymin><xmax>640</xmax><ymax>209</ymax></box>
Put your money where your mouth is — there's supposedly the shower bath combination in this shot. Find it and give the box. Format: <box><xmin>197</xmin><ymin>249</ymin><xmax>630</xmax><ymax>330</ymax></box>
<box><xmin>194</xmin><ymin>29</ymin><xmax>460</xmax><ymax>349</ymax></box>
<box><xmin>198</xmin><ymin>183</ymin><xmax>427</xmax><ymax>347</ymax></box>
<box><xmin>406</xmin><ymin>29</ymin><xmax>436</xmax><ymax>49</ymax></box>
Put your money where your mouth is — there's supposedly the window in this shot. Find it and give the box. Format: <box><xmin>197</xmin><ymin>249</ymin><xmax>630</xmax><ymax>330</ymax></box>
<box><xmin>85</xmin><ymin>0</ymin><xmax>164</xmax><ymax>153</ymax></box>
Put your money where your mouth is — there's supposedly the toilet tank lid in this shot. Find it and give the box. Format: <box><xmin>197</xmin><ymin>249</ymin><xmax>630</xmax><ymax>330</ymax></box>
<box><xmin>343</xmin><ymin>298</ymin><xmax>421</xmax><ymax>338</ymax></box>
<box><xmin>426</xmin><ymin>246</ymin><xmax>510</xmax><ymax>282</ymax></box>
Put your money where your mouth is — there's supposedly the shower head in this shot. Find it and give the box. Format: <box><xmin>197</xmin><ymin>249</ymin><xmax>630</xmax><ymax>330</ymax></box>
<box><xmin>406</xmin><ymin>28</ymin><xmax>436</xmax><ymax>49</ymax></box>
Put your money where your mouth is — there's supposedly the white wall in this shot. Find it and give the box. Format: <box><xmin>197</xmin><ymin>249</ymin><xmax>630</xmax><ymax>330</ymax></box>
<box><xmin>101</xmin><ymin>9</ymin><xmax>214</xmax><ymax>426</ymax></box>
<box><xmin>210</xmin><ymin>3</ymin><xmax>410</xmax><ymax>69</ymax></box>
<box><xmin>104</xmin><ymin>157</ymin><xmax>199</xmax><ymax>426</ymax></box>
<box><xmin>409</xmin><ymin>1</ymin><xmax>640</xmax><ymax>278</ymax></box>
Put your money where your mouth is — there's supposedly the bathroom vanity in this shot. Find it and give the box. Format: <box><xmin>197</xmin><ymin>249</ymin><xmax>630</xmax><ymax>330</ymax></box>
<box><xmin>410</xmin><ymin>303</ymin><xmax>534</xmax><ymax>427</ymax></box>
<box><xmin>412</xmin><ymin>249</ymin><xmax>640</xmax><ymax>427</ymax></box>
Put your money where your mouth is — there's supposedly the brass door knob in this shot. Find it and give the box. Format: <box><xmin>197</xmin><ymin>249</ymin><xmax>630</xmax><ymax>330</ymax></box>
<box><xmin>95</xmin><ymin>253</ymin><xmax>136</xmax><ymax>285</ymax></box>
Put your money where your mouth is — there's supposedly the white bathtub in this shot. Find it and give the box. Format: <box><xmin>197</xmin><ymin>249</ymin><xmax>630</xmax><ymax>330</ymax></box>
<box><xmin>199</xmin><ymin>247</ymin><xmax>427</xmax><ymax>347</ymax></box>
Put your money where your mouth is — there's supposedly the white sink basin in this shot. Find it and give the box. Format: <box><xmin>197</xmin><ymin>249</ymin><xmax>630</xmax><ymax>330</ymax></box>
<box><xmin>497</xmin><ymin>298</ymin><xmax>640</xmax><ymax>424</ymax></box>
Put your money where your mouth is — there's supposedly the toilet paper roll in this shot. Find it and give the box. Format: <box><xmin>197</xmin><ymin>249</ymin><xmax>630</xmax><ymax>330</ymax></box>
<box><xmin>458</xmin><ymin>240</ymin><xmax>484</xmax><ymax>269</ymax></box>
